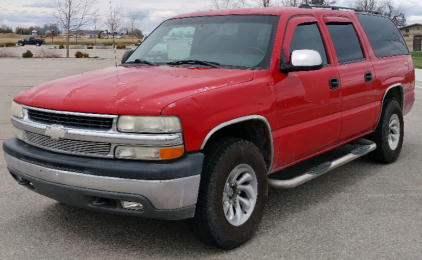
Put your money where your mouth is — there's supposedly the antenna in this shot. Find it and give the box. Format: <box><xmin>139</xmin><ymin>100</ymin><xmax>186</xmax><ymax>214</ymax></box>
<box><xmin>110</xmin><ymin>0</ymin><xmax>118</xmax><ymax>70</ymax></box>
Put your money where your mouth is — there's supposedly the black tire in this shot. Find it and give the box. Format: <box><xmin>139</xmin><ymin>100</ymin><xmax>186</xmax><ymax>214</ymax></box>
<box><xmin>368</xmin><ymin>99</ymin><xmax>404</xmax><ymax>163</ymax></box>
<box><xmin>19</xmin><ymin>42</ymin><xmax>24</xmax><ymax>46</ymax></box>
<box><xmin>36</xmin><ymin>43</ymin><xmax>40</xmax><ymax>46</ymax></box>
<box><xmin>190</xmin><ymin>138</ymin><xmax>268</xmax><ymax>249</ymax></box>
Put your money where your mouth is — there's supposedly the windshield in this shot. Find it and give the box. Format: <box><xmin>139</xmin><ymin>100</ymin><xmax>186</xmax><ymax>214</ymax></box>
<box><xmin>126</xmin><ymin>15</ymin><xmax>279</xmax><ymax>69</ymax></box>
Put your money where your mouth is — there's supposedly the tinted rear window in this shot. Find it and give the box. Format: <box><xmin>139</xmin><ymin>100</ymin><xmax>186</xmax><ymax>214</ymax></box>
<box><xmin>356</xmin><ymin>14</ymin><xmax>409</xmax><ymax>58</ymax></box>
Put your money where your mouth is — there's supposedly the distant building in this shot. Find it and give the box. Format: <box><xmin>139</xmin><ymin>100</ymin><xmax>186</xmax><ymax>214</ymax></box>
<box><xmin>399</xmin><ymin>24</ymin><xmax>422</xmax><ymax>52</ymax></box>
<box><xmin>32</xmin><ymin>30</ymin><xmax>37</xmax><ymax>36</ymax></box>
<box><xmin>76</xmin><ymin>30</ymin><xmax>103</xmax><ymax>38</ymax></box>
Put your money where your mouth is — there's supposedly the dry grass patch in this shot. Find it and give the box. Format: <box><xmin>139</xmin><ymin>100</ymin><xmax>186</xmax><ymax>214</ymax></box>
<box><xmin>36</xmin><ymin>49</ymin><xmax>61</xmax><ymax>58</ymax></box>
<box><xmin>0</xmin><ymin>48</ymin><xmax>18</xmax><ymax>58</ymax></box>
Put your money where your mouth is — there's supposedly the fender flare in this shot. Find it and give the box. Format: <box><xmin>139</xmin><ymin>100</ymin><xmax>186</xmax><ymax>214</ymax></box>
<box><xmin>374</xmin><ymin>83</ymin><xmax>404</xmax><ymax>130</ymax></box>
<box><xmin>200</xmin><ymin>115</ymin><xmax>274</xmax><ymax>173</ymax></box>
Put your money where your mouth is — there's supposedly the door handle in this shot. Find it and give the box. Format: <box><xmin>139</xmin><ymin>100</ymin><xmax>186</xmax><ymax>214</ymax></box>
<box><xmin>364</xmin><ymin>72</ymin><xmax>373</xmax><ymax>83</ymax></box>
<box><xmin>329</xmin><ymin>78</ymin><xmax>340</xmax><ymax>90</ymax></box>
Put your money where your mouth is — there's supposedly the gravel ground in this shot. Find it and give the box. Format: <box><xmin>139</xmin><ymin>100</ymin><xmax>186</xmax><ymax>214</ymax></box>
<box><xmin>0</xmin><ymin>58</ymin><xmax>421</xmax><ymax>259</ymax></box>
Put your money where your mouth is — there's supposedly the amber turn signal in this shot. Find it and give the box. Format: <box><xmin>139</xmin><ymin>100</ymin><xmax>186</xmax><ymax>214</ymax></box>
<box><xmin>159</xmin><ymin>146</ymin><xmax>184</xmax><ymax>160</ymax></box>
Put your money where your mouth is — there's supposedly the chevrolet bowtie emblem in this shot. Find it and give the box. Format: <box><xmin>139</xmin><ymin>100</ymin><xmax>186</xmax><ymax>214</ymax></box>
<box><xmin>45</xmin><ymin>125</ymin><xmax>67</xmax><ymax>140</ymax></box>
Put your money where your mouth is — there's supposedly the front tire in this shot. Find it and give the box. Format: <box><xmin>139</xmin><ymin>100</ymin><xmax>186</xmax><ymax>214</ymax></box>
<box><xmin>191</xmin><ymin>138</ymin><xmax>267</xmax><ymax>249</ymax></box>
<box><xmin>368</xmin><ymin>99</ymin><xmax>404</xmax><ymax>163</ymax></box>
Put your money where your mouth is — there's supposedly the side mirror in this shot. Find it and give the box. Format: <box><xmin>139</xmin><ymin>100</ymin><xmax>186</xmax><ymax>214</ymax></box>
<box><xmin>121</xmin><ymin>50</ymin><xmax>134</xmax><ymax>64</ymax></box>
<box><xmin>279</xmin><ymin>49</ymin><xmax>323</xmax><ymax>73</ymax></box>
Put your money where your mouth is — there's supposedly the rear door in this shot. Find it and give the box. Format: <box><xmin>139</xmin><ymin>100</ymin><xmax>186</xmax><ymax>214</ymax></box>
<box><xmin>322</xmin><ymin>16</ymin><xmax>377</xmax><ymax>141</ymax></box>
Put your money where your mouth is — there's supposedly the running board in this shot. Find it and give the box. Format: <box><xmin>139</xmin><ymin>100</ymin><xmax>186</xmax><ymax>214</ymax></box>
<box><xmin>268</xmin><ymin>138</ymin><xmax>377</xmax><ymax>190</ymax></box>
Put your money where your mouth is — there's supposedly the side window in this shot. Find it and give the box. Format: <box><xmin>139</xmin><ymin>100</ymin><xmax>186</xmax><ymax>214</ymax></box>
<box><xmin>356</xmin><ymin>14</ymin><xmax>409</xmax><ymax>58</ymax></box>
<box><xmin>289</xmin><ymin>23</ymin><xmax>328</xmax><ymax>65</ymax></box>
<box><xmin>326</xmin><ymin>23</ymin><xmax>365</xmax><ymax>65</ymax></box>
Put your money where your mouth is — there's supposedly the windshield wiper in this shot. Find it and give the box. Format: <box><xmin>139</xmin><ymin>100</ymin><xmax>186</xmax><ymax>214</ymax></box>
<box><xmin>167</xmin><ymin>59</ymin><xmax>220</xmax><ymax>68</ymax></box>
<box><xmin>125</xmin><ymin>59</ymin><xmax>158</xmax><ymax>66</ymax></box>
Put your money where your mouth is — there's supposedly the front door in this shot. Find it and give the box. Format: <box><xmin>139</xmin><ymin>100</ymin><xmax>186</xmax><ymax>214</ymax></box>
<box><xmin>414</xmin><ymin>36</ymin><xmax>421</xmax><ymax>51</ymax></box>
<box><xmin>274</xmin><ymin>15</ymin><xmax>342</xmax><ymax>167</ymax></box>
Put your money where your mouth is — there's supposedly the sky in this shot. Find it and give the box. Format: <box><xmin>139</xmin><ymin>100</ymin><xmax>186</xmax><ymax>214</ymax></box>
<box><xmin>1</xmin><ymin>0</ymin><xmax>422</xmax><ymax>33</ymax></box>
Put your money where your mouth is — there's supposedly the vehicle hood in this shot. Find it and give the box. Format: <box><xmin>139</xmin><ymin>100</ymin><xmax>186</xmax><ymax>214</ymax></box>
<box><xmin>14</xmin><ymin>65</ymin><xmax>254</xmax><ymax>115</ymax></box>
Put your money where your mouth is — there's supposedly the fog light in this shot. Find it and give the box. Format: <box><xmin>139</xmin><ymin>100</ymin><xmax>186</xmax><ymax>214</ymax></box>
<box><xmin>115</xmin><ymin>146</ymin><xmax>184</xmax><ymax>160</ymax></box>
<box><xmin>121</xmin><ymin>201</ymin><xmax>144</xmax><ymax>211</ymax></box>
<box><xmin>13</xmin><ymin>127</ymin><xmax>25</xmax><ymax>141</ymax></box>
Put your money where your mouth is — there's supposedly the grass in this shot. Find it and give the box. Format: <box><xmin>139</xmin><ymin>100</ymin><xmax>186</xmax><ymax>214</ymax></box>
<box><xmin>411</xmin><ymin>52</ymin><xmax>422</xmax><ymax>69</ymax></box>
<box><xmin>0</xmin><ymin>33</ymin><xmax>141</xmax><ymax>45</ymax></box>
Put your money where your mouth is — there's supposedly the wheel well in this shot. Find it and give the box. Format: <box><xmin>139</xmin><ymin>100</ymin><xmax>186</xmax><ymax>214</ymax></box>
<box><xmin>202</xmin><ymin>120</ymin><xmax>272</xmax><ymax>170</ymax></box>
<box><xmin>384</xmin><ymin>86</ymin><xmax>404</xmax><ymax>109</ymax></box>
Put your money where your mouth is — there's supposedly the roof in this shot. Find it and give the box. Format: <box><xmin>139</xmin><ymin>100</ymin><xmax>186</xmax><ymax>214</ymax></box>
<box><xmin>400</xmin><ymin>23</ymin><xmax>422</xmax><ymax>30</ymax></box>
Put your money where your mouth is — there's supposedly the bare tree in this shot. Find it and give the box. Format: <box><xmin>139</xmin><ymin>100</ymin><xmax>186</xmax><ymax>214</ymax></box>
<box><xmin>50</xmin><ymin>0</ymin><xmax>97</xmax><ymax>57</ymax></box>
<box><xmin>354</xmin><ymin>0</ymin><xmax>384</xmax><ymax>12</ymax></box>
<box><xmin>352</xmin><ymin>0</ymin><xmax>406</xmax><ymax>27</ymax></box>
<box><xmin>211</xmin><ymin>0</ymin><xmax>336</xmax><ymax>9</ymax></box>
<box><xmin>128</xmin><ymin>12</ymin><xmax>144</xmax><ymax>42</ymax></box>
<box><xmin>105</xmin><ymin>6</ymin><xmax>122</xmax><ymax>39</ymax></box>
<box><xmin>91</xmin><ymin>10</ymin><xmax>102</xmax><ymax>44</ymax></box>
<box><xmin>211</xmin><ymin>0</ymin><xmax>248</xmax><ymax>9</ymax></box>
<box><xmin>382</xmin><ymin>0</ymin><xmax>405</xmax><ymax>27</ymax></box>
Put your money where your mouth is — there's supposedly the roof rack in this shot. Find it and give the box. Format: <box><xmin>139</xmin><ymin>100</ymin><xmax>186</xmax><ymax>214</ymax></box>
<box><xmin>298</xmin><ymin>4</ymin><xmax>382</xmax><ymax>15</ymax></box>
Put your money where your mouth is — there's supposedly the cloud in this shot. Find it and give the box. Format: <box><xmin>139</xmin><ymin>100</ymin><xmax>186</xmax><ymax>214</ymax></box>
<box><xmin>147</xmin><ymin>11</ymin><xmax>178</xmax><ymax>23</ymax></box>
<box><xmin>407</xmin><ymin>15</ymin><xmax>422</xmax><ymax>25</ymax></box>
<box><xmin>21</xmin><ymin>3</ymin><xmax>51</xmax><ymax>8</ymax></box>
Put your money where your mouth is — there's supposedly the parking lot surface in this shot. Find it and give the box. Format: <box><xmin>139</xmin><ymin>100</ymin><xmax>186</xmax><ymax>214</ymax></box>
<box><xmin>0</xmin><ymin>58</ymin><xmax>421</xmax><ymax>259</ymax></box>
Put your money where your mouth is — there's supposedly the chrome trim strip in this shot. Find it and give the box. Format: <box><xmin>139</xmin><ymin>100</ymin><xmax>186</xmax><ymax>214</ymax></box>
<box><xmin>374</xmin><ymin>83</ymin><xmax>404</xmax><ymax>130</ymax></box>
<box><xmin>200</xmin><ymin>115</ymin><xmax>274</xmax><ymax>172</ymax></box>
<box><xmin>5</xmin><ymin>153</ymin><xmax>200</xmax><ymax>210</ymax></box>
<box><xmin>12</xmin><ymin>117</ymin><xmax>184</xmax><ymax>147</ymax></box>
<box><xmin>23</xmin><ymin>105</ymin><xmax>118</xmax><ymax>118</ymax></box>
<box><xmin>24</xmin><ymin>131</ymin><xmax>115</xmax><ymax>158</ymax></box>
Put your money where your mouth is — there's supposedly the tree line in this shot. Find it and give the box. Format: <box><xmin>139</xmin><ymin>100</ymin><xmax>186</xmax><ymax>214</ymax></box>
<box><xmin>0</xmin><ymin>0</ymin><xmax>145</xmax><ymax>58</ymax></box>
<box><xmin>48</xmin><ymin>0</ymin><xmax>145</xmax><ymax>57</ymax></box>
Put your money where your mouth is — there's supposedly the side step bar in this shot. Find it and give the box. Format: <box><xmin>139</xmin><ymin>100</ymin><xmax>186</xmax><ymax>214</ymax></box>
<box><xmin>268</xmin><ymin>139</ymin><xmax>377</xmax><ymax>190</ymax></box>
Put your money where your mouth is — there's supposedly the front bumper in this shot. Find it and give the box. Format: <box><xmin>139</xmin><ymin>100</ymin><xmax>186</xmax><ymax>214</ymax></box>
<box><xmin>3</xmin><ymin>138</ymin><xmax>204</xmax><ymax>220</ymax></box>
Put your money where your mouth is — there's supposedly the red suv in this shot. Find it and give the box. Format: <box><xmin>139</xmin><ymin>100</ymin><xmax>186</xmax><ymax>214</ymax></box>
<box><xmin>4</xmin><ymin>5</ymin><xmax>415</xmax><ymax>249</ymax></box>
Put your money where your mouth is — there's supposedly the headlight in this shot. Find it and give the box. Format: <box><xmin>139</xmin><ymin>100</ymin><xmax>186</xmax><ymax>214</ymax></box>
<box><xmin>117</xmin><ymin>116</ymin><xmax>182</xmax><ymax>133</ymax></box>
<box><xmin>11</xmin><ymin>101</ymin><xmax>23</xmax><ymax>119</ymax></box>
<box><xmin>115</xmin><ymin>146</ymin><xmax>184</xmax><ymax>160</ymax></box>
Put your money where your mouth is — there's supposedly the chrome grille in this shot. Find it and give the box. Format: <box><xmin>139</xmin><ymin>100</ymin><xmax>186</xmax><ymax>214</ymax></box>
<box><xmin>27</xmin><ymin>109</ymin><xmax>114</xmax><ymax>130</ymax></box>
<box><xmin>25</xmin><ymin>131</ymin><xmax>111</xmax><ymax>156</ymax></box>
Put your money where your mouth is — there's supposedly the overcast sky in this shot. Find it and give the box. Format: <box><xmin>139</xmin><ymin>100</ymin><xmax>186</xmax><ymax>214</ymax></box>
<box><xmin>1</xmin><ymin>0</ymin><xmax>422</xmax><ymax>33</ymax></box>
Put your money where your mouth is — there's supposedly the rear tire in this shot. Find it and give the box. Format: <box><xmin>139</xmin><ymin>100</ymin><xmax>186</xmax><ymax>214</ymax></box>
<box><xmin>368</xmin><ymin>99</ymin><xmax>404</xmax><ymax>163</ymax></box>
<box><xmin>190</xmin><ymin>138</ymin><xmax>267</xmax><ymax>249</ymax></box>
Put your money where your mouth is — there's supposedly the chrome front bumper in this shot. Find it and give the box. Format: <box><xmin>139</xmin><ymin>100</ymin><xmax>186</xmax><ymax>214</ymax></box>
<box><xmin>3</xmin><ymin>138</ymin><xmax>204</xmax><ymax>219</ymax></box>
<box><xmin>5</xmin><ymin>153</ymin><xmax>200</xmax><ymax>210</ymax></box>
